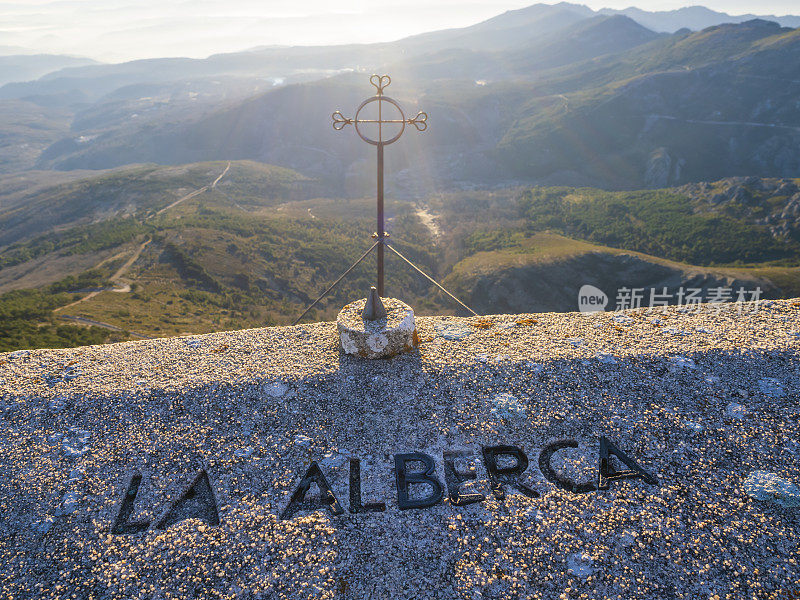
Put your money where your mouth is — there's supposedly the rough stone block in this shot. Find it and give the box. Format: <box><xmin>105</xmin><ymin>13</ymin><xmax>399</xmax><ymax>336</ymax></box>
<box><xmin>337</xmin><ymin>297</ymin><xmax>417</xmax><ymax>359</ymax></box>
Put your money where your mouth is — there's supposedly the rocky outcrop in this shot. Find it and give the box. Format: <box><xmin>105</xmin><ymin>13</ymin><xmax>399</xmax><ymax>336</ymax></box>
<box><xmin>680</xmin><ymin>177</ymin><xmax>800</xmax><ymax>239</ymax></box>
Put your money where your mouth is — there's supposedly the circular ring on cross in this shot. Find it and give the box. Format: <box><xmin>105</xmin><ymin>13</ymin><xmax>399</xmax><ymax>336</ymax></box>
<box><xmin>354</xmin><ymin>95</ymin><xmax>406</xmax><ymax>146</ymax></box>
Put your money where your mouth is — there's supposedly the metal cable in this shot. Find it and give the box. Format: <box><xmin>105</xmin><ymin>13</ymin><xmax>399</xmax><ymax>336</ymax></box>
<box><xmin>292</xmin><ymin>240</ymin><xmax>380</xmax><ymax>325</ymax></box>
<box><xmin>384</xmin><ymin>242</ymin><xmax>478</xmax><ymax>316</ymax></box>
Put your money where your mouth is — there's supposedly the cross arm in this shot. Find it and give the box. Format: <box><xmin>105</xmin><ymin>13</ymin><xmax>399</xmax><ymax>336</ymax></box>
<box><xmin>407</xmin><ymin>111</ymin><xmax>428</xmax><ymax>132</ymax></box>
<box><xmin>332</xmin><ymin>110</ymin><xmax>353</xmax><ymax>131</ymax></box>
<box><xmin>332</xmin><ymin>110</ymin><xmax>428</xmax><ymax>132</ymax></box>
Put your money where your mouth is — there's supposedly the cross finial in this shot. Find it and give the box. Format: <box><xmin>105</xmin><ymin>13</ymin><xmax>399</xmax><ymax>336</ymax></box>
<box><xmin>293</xmin><ymin>74</ymin><xmax>476</xmax><ymax>325</ymax></box>
<box><xmin>330</xmin><ymin>74</ymin><xmax>428</xmax><ymax>145</ymax></box>
<box><xmin>369</xmin><ymin>74</ymin><xmax>391</xmax><ymax>96</ymax></box>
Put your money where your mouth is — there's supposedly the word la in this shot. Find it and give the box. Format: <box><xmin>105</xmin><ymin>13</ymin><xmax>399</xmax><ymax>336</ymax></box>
<box><xmin>111</xmin><ymin>469</ymin><xmax>220</xmax><ymax>534</ymax></box>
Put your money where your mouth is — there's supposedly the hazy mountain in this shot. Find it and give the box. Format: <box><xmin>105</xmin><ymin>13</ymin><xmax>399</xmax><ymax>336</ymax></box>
<box><xmin>0</xmin><ymin>99</ymin><xmax>71</xmax><ymax>173</ymax></box>
<box><xmin>497</xmin><ymin>20</ymin><xmax>800</xmax><ymax>188</ymax></box>
<box><xmin>0</xmin><ymin>54</ymin><xmax>98</xmax><ymax>86</ymax></box>
<box><xmin>397</xmin><ymin>2</ymin><xmax>593</xmax><ymax>53</ymax></box>
<box><xmin>533</xmin><ymin>16</ymin><xmax>796</xmax><ymax>91</ymax></box>
<box><xmin>392</xmin><ymin>13</ymin><xmax>662</xmax><ymax>81</ymax></box>
<box><xmin>0</xmin><ymin>3</ymin><xmax>591</xmax><ymax>106</ymax></box>
<box><xmin>0</xmin><ymin>0</ymin><xmax>528</xmax><ymax>62</ymax></box>
<box><xmin>1</xmin><ymin>5</ymin><xmax>800</xmax><ymax>192</ymax></box>
<box><xmin>600</xmin><ymin>5</ymin><xmax>800</xmax><ymax>33</ymax></box>
<box><xmin>3</xmin><ymin>0</ymin><xmax>798</xmax><ymax>61</ymax></box>
<box><xmin>26</xmin><ymin>13</ymin><xmax>665</xmax><ymax>188</ymax></box>
<box><xmin>27</xmin><ymin>18</ymin><xmax>800</xmax><ymax>192</ymax></box>
<box><xmin>503</xmin><ymin>14</ymin><xmax>662</xmax><ymax>74</ymax></box>
<box><xmin>31</xmin><ymin>76</ymin><xmax>531</xmax><ymax>196</ymax></box>
<box><xmin>0</xmin><ymin>3</ymin><xmax>796</xmax><ymax>107</ymax></box>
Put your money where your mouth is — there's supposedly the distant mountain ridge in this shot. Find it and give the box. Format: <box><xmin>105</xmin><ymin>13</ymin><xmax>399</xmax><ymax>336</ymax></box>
<box><xmin>2</xmin><ymin>3</ymin><xmax>798</xmax><ymax>95</ymax></box>
<box><xmin>0</xmin><ymin>54</ymin><xmax>98</xmax><ymax>87</ymax></box>
<box><xmin>22</xmin><ymin>17</ymin><xmax>800</xmax><ymax>192</ymax></box>
<box><xmin>1</xmin><ymin>4</ymin><xmax>800</xmax><ymax>190</ymax></box>
<box><xmin>599</xmin><ymin>5</ymin><xmax>800</xmax><ymax>32</ymax></box>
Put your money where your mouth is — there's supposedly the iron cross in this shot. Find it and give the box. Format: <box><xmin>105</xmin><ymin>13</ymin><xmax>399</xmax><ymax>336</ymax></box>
<box><xmin>331</xmin><ymin>74</ymin><xmax>428</xmax><ymax>297</ymax></box>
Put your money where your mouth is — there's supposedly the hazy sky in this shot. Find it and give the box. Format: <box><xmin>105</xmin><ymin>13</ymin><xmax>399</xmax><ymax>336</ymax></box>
<box><xmin>0</xmin><ymin>0</ymin><xmax>798</xmax><ymax>61</ymax></box>
<box><xmin>594</xmin><ymin>0</ymin><xmax>798</xmax><ymax>8</ymax></box>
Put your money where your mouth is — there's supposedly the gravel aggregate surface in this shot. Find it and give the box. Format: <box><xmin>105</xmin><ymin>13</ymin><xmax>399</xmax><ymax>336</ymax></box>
<box><xmin>1</xmin><ymin>299</ymin><xmax>799</xmax><ymax>599</ymax></box>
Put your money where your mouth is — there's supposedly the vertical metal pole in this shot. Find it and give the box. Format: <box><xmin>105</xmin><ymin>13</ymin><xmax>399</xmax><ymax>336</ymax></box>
<box><xmin>377</xmin><ymin>142</ymin><xmax>385</xmax><ymax>297</ymax></box>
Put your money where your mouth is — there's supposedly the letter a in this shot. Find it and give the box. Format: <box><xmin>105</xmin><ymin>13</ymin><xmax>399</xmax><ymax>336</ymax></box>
<box><xmin>598</xmin><ymin>436</ymin><xmax>658</xmax><ymax>490</ymax></box>
<box><xmin>280</xmin><ymin>461</ymin><xmax>344</xmax><ymax>520</ymax></box>
<box><xmin>155</xmin><ymin>469</ymin><xmax>221</xmax><ymax>529</ymax></box>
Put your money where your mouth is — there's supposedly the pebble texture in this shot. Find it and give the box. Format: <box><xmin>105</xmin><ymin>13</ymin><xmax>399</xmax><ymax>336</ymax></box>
<box><xmin>1</xmin><ymin>300</ymin><xmax>799</xmax><ymax>599</ymax></box>
<box><xmin>337</xmin><ymin>297</ymin><xmax>417</xmax><ymax>359</ymax></box>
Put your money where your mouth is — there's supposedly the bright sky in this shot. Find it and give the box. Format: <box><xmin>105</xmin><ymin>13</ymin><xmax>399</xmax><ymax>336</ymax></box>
<box><xmin>0</xmin><ymin>1</ymin><xmax>797</xmax><ymax>61</ymax></box>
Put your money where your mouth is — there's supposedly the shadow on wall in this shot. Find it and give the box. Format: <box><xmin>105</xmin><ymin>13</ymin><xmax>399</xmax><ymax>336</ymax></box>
<box><xmin>10</xmin><ymin>346</ymin><xmax>797</xmax><ymax>597</ymax></box>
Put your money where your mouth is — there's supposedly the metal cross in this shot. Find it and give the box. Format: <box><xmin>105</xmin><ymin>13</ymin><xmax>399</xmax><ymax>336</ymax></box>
<box><xmin>332</xmin><ymin>74</ymin><xmax>428</xmax><ymax>297</ymax></box>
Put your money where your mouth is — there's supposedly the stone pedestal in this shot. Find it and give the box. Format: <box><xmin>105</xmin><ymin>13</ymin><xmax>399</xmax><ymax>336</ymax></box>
<box><xmin>337</xmin><ymin>297</ymin><xmax>418</xmax><ymax>359</ymax></box>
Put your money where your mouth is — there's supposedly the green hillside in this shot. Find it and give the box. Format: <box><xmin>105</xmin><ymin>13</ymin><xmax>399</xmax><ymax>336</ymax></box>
<box><xmin>0</xmin><ymin>160</ymin><xmax>312</xmax><ymax>248</ymax></box>
<box><xmin>3</xmin><ymin>161</ymin><xmax>800</xmax><ymax>351</ymax></box>
<box><xmin>444</xmin><ymin>231</ymin><xmax>783</xmax><ymax>314</ymax></box>
<box><xmin>517</xmin><ymin>186</ymin><xmax>798</xmax><ymax>265</ymax></box>
<box><xmin>0</xmin><ymin>161</ymin><xmax>445</xmax><ymax>350</ymax></box>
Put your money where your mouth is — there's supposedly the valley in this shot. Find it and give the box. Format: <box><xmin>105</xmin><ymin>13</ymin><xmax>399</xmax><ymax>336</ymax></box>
<box><xmin>1</xmin><ymin>159</ymin><xmax>799</xmax><ymax>351</ymax></box>
<box><xmin>2</xmin><ymin>3</ymin><xmax>800</xmax><ymax>351</ymax></box>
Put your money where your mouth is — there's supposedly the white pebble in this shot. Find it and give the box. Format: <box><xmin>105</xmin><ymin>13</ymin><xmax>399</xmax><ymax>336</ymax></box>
<box><xmin>725</xmin><ymin>402</ymin><xmax>747</xmax><ymax>420</ymax></box>
<box><xmin>263</xmin><ymin>381</ymin><xmax>288</xmax><ymax>398</ymax></box>
<box><xmin>567</xmin><ymin>552</ymin><xmax>595</xmax><ymax>578</ymax></box>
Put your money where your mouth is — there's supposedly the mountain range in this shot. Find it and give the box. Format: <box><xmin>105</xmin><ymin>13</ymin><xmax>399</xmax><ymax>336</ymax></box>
<box><xmin>599</xmin><ymin>5</ymin><xmax>800</xmax><ymax>32</ymax></box>
<box><xmin>1</xmin><ymin>4</ymin><xmax>799</xmax><ymax>191</ymax></box>
<box><xmin>3</xmin><ymin>3</ymin><xmax>800</xmax><ymax>350</ymax></box>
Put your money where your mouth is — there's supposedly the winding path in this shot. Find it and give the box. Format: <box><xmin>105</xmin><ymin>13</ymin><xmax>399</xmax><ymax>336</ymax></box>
<box><xmin>54</xmin><ymin>238</ymin><xmax>151</xmax><ymax>312</ymax></box>
<box><xmin>51</xmin><ymin>162</ymin><xmax>231</xmax><ymax>337</ymax></box>
<box><xmin>155</xmin><ymin>161</ymin><xmax>230</xmax><ymax>216</ymax></box>
<box><xmin>57</xmin><ymin>315</ymin><xmax>152</xmax><ymax>339</ymax></box>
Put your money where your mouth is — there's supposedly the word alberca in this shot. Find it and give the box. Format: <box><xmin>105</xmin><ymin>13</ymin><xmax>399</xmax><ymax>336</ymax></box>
<box><xmin>280</xmin><ymin>437</ymin><xmax>658</xmax><ymax>520</ymax></box>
